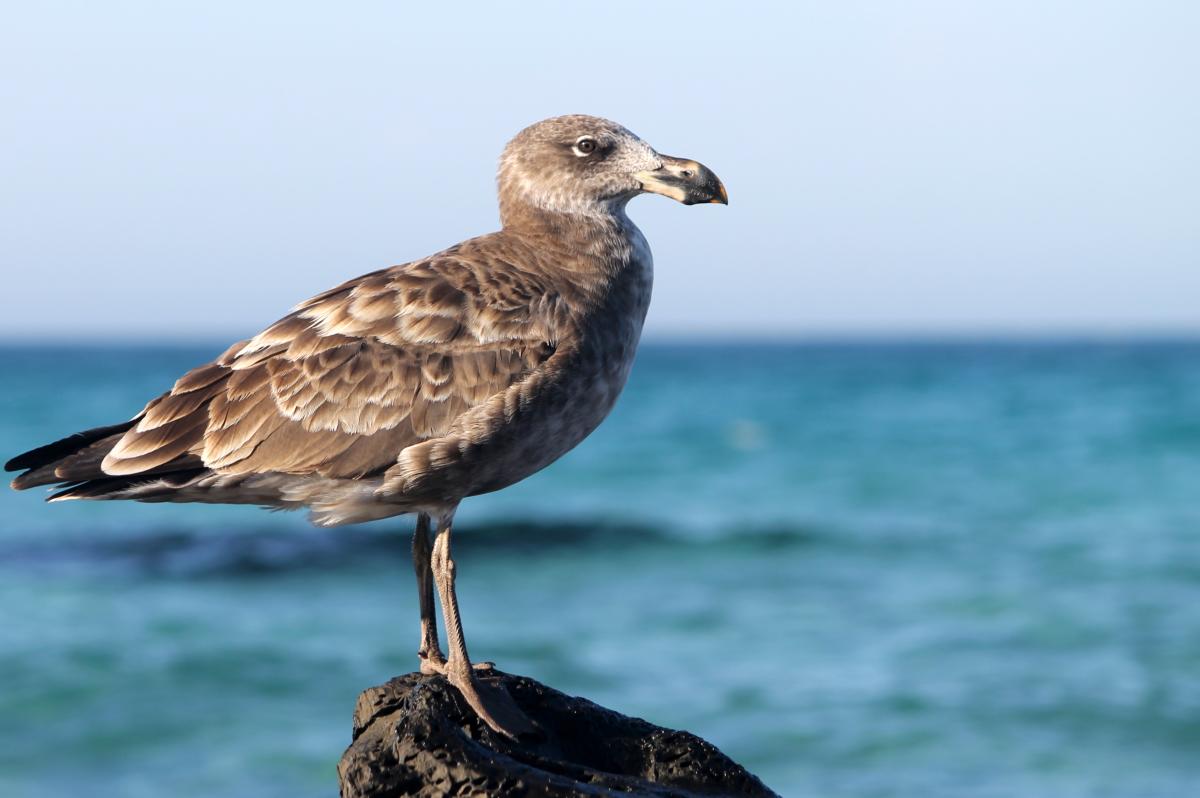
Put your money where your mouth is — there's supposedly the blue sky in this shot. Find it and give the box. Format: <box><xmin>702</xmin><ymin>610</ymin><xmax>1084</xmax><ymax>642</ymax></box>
<box><xmin>1</xmin><ymin>1</ymin><xmax>1197</xmax><ymax>339</ymax></box>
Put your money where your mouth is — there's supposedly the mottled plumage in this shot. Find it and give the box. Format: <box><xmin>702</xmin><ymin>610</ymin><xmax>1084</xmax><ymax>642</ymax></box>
<box><xmin>7</xmin><ymin>114</ymin><xmax>726</xmax><ymax>736</ymax></box>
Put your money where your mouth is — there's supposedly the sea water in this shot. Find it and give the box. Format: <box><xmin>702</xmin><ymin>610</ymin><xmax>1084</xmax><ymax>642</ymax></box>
<box><xmin>1</xmin><ymin>342</ymin><xmax>1198</xmax><ymax>797</ymax></box>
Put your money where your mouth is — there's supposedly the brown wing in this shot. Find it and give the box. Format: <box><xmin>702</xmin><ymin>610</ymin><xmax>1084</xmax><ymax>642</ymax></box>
<box><xmin>101</xmin><ymin>246</ymin><xmax>570</xmax><ymax>481</ymax></box>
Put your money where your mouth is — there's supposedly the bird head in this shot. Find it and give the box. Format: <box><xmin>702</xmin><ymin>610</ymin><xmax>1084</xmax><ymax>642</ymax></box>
<box><xmin>498</xmin><ymin>114</ymin><xmax>727</xmax><ymax>224</ymax></box>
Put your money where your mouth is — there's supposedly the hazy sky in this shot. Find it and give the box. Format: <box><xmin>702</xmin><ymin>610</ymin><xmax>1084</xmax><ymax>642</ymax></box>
<box><xmin>2</xmin><ymin>1</ymin><xmax>1197</xmax><ymax>339</ymax></box>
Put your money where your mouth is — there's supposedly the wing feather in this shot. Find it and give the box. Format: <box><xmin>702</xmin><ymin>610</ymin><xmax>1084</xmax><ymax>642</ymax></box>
<box><xmin>99</xmin><ymin>241</ymin><xmax>568</xmax><ymax>482</ymax></box>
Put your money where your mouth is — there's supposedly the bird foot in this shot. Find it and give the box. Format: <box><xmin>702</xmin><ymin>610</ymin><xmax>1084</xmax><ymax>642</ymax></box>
<box><xmin>444</xmin><ymin>661</ymin><xmax>535</xmax><ymax>741</ymax></box>
<box><xmin>419</xmin><ymin>650</ymin><xmax>494</xmax><ymax>676</ymax></box>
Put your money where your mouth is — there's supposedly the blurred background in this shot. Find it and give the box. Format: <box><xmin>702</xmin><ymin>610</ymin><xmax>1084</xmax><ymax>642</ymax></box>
<box><xmin>2</xmin><ymin>3</ymin><xmax>1198</xmax><ymax>797</ymax></box>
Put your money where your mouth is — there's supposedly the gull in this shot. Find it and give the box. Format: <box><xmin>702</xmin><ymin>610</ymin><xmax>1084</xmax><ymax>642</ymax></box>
<box><xmin>6</xmin><ymin>114</ymin><xmax>727</xmax><ymax>737</ymax></box>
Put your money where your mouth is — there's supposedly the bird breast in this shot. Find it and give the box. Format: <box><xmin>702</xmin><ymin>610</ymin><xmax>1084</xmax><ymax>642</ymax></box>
<box><xmin>463</xmin><ymin>226</ymin><xmax>654</xmax><ymax>498</ymax></box>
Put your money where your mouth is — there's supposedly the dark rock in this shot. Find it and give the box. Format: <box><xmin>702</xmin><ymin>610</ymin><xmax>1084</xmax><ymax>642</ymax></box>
<box><xmin>338</xmin><ymin>671</ymin><xmax>779</xmax><ymax>798</ymax></box>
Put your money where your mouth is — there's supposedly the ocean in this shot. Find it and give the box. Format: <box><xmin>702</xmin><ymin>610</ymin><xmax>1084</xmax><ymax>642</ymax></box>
<box><xmin>1</xmin><ymin>341</ymin><xmax>1198</xmax><ymax>797</ymax></box>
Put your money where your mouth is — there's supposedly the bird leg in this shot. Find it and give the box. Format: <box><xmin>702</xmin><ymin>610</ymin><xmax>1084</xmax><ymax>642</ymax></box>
<box><xmin>429</xmin><ymin>512</ymin><xmax>533</xmax><ymax>739</ymax></box>
<box><xmin>411</xmin><ymin>513</ymin><xmax>446</xmax><ymax>674</ymax></box>
<box><xmin>412</xmin><ymin>513</ymin><xmax>494</xmax><ymax>675</ymax></box>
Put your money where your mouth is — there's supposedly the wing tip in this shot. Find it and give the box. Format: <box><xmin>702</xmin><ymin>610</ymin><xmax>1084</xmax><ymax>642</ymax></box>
<box><xmin>5</xmin><ymin>420</ymin><xmax>139</xmax><ymax>479</ymax></box>
<box><xmin>6</xmin><ymin>452</ymin><xmax>36</xmax><ymax>473</ymax></box>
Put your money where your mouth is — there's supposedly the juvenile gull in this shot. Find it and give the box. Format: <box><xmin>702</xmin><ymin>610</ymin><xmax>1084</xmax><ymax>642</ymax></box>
<box><xmin>6</xmin><ymin>114</ymin><xmax>727</xmax><ymax>737</ymax></box>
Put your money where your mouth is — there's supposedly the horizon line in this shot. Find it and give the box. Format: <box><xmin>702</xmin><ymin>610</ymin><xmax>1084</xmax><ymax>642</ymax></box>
<box><xmin>1</xmin><ymin>329</ymin><xmax>1199</xmax><ymax>348</ymax></box>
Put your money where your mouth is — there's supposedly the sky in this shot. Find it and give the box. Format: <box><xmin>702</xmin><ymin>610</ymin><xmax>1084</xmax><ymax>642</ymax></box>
<box><xmin>1</xmin><ymin>1</ymin><xmax>1197</xmax><ymax>340</ymax></box>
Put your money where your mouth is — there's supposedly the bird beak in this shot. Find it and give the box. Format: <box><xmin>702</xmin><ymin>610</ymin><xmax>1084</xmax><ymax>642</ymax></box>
<box><xmin>635</xmin><ymin>155</ymin><xmax>728</xmax><ymax>206</ymax></box>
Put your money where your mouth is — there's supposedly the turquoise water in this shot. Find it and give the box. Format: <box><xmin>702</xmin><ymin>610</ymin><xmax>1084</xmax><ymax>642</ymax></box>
<box><xmin>2</xmin><ymin>342</ymin><xmax>1199</xmax><ymax>797</ymax></box>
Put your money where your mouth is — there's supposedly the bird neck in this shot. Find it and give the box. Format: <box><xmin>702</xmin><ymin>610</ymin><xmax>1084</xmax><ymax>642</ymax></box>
<box><xmin>499</xmin><ymin>201</ymin><xmax>640</xmax><ymax>271</ymax></box>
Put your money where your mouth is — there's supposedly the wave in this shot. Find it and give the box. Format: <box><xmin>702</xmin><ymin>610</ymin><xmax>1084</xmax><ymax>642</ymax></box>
<box><xmin>0</xmin><ymin>517</ymin><xmax>828</xmax><ymax>579</ymax></box>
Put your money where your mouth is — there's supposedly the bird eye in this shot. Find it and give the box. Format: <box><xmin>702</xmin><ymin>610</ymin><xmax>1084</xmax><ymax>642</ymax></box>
<box><xmin>573</xmin><ymin>137</ymin><xmax>598</xmax><ymax>156</ymax></box>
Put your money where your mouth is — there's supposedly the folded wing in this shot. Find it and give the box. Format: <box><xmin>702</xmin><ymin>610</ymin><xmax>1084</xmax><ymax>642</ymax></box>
<box><xmin>10</xmin><ymin>247</ymin><xmax>568</xmax><ymax>493</ymax></box>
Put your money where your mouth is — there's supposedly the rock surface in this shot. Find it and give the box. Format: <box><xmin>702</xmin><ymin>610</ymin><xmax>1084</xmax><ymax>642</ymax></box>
<box><xmin>338</xmin><ymin>671</ymin><xmax>779</xmax><ymax>798</ymax></box>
